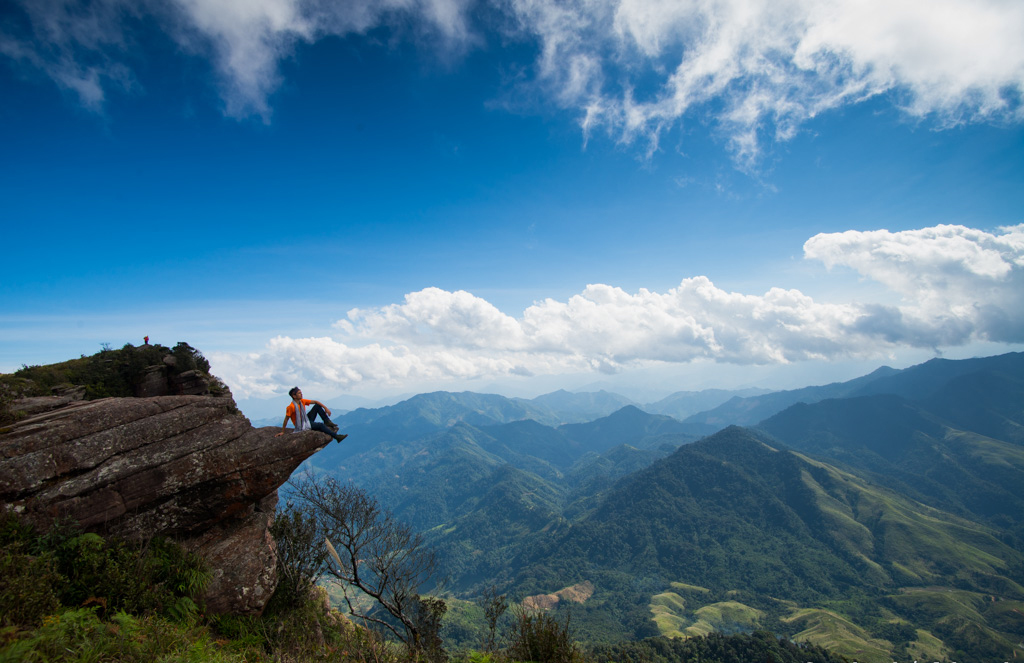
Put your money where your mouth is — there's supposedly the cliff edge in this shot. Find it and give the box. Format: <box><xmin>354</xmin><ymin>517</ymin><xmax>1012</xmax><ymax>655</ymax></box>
<box><xmin>0</xmin><ymin>347</ymin><xmax>330</xmax><ymax>615</ymax></box>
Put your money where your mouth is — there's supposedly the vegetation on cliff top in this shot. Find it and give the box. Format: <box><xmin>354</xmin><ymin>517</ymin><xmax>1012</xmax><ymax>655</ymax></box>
<box><xmin>1</xmin><ymin>341</ymin><xmax>216</xmax><ymax>401</ymax></box>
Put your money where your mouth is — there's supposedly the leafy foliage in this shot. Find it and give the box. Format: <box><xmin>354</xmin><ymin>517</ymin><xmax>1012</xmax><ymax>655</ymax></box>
<box><xmin>0</xmin><ymin>513</ymin><xmax>209</xmax><ymax>627</ymax></box>
<box><xmin>267</xmin><ymin>502</ymin><xmax>328</xmax><ymax>614</ymax></box>
<box><xmin>1</xmin><ymin>341</ymin><xmax>214</xmax><ymax>400</ymax></box>
<box><xmin>505</xmin><ymin>608</ymin><xmax>583</xmax><ymax>663</ymax></box>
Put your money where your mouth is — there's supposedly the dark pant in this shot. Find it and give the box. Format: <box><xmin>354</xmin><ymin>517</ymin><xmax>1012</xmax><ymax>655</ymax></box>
<box><xmin>306</xmin><ymin>403</ymin><xmax>335</xmax><ymax>435</ymax></box>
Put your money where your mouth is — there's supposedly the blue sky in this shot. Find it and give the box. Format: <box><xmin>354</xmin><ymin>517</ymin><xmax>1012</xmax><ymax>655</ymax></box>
<box><xmin>2</xmin><ymin>0</ymin><xmax>1023</xmax><ymax>409</ymax></box>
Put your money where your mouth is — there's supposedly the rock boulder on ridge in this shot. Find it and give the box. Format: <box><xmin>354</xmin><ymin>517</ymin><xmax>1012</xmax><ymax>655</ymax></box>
<box><xmin>0</xmin><ymin>393</ymin><xmax>330</xmax><ymax>615</ymax></box>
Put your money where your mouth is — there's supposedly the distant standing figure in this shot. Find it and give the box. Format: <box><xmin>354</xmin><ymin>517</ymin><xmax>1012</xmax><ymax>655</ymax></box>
<box><xmin>144</xmin><ymin>336</ymin><xmax>149</xmax><ymax>345</ymax></box>
<box><xmin>276</xmin><ymin>387</ymin><xmax>348</xmax><ymax>443</ymax></box>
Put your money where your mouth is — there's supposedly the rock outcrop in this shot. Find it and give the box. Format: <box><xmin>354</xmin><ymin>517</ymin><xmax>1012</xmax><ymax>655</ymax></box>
<box><xmin>0</xmin><ymin>392</ymin><xmax>330</xmax><ymax>615</ymax></box>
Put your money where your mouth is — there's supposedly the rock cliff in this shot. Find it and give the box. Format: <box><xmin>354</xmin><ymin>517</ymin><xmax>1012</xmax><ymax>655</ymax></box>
<box><xmin>0</xmin><ymin>391</ymin><xmax>330</xmax><ymax>615</ymax></box>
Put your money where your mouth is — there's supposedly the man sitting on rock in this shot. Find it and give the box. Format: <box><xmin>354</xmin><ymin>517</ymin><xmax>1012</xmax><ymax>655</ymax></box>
<box><xmin>275</xmin><ymin>387</ymin><xmax>347</xmax><ymax>443</ymax></box>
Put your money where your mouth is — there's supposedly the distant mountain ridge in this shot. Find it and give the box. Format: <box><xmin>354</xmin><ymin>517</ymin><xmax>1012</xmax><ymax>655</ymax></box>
<box><xmin>685</xmin><ymin>352</ymin><xmax>1024</xmax><ymax>428</ymax></box>
<box><xmin>289</xmin><ymin>352</ymin><xmax>1024</xmax><ymax>660</ymax></box>
<box><xmin>756</xmin><ymin>353</ymin><xmax>1024</xmax><ymax>539</ymax></box>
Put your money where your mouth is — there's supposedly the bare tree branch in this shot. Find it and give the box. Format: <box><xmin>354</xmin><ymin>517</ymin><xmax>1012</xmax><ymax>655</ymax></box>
<box><xmin>288</xmin><ymin>472</ymin><xmax>443</xmax><ymax>650</ymax></box>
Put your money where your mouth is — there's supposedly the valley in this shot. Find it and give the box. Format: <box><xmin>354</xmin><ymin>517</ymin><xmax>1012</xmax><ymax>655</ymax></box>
<box><xmin>281</xmin><ymin>352</ymin><xmax>1024</xmax><ymax>661</ymax></box>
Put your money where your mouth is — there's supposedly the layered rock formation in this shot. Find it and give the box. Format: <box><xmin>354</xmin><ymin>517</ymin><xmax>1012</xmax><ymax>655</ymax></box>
<box><xmin>0</xmin><ymin>392</ymin><xmax>330</xmax><ymax>615</ymax></box>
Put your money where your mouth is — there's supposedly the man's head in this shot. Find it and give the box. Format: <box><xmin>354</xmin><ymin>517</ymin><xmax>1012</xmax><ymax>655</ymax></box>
<box><xmin>288</xmin><ymin>387</ymin><xmax>302</xmax><ymax>400</ymax></box>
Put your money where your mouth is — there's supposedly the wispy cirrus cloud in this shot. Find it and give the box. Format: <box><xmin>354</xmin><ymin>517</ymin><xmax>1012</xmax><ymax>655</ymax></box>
<box><xmin>516</xmin><ymin>0</ymin><xmax>1024</xmax><ymax>168</ymax></box>
<box><xmin>3</xmin><ymin>0</ymin><xmax>1022</xmax><ymax>162</ymax></box>
<box><xmin>1</xmin><ymin>0</ymin><xmax>475</xmax><ymax>120</ymax></box>
<box><xmin>213</xmin><ymin>224</ymin><xmax>1024</xmax><ymax>398</ymax></box>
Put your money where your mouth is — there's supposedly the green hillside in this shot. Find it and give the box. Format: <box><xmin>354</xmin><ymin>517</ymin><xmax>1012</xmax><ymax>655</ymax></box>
<box><xmin>559</xmin><ymin>405</ymin><xmax>697</xmax><ymax>453</ymax></box>
<box><xmin>505</xmin><ymin>427</ymin><xmax>1024</xmax><ymax>658</ymax></box>
<box><xmin>758</xmin><ymin>394</ymin><xmax>1024</xmax><ymax>539</ymax></box>
<box><xmin>305</xmin><ymin>352</ymin><xmax>1024</xmax><ymax>660</ymax></box>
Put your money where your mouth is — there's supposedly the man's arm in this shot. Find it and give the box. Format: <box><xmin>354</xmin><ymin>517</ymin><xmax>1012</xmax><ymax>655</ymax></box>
<box><xmin>311</xmin><ymin>399</ymin><xmax>332</xmax><ymax>417</ymax></box>
<box><xmin>275</xmin><ymin>416</ymin><xmax>291</xmax><ymax>437</ymax></box>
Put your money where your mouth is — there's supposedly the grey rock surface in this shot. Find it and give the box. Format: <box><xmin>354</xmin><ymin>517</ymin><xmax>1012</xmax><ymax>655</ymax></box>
<box><xmin>0</xmin><ymin>394</ymin><xmax>330</xmax><ymax>615</ymax></box>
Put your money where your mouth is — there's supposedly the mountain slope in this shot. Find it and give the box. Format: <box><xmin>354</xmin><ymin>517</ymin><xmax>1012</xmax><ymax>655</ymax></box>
<box><xmin>509</xmin><ymin>426</ymin><xmax>1024</xmax><ymax>654</ymax></box>
<box><xmin>683</xmin><ymin>366</ymin><xmax>900</xmax><ymax>427</ymax></box>
<box><xmin>529</xmin><ymin>389</ymin><xmax>640</xmax><ymax>423</ymax></box>
<box><xmin>757</xmin><ymin>393</ymin><xmax>1024</xmax><ymax>536</ymax></box>
<box><xmin>644</xmin><ymin>387</ymin><xmax>772</xmax><ymax>420</ymax></box>
<box><xmin>919</xmin><ymin>366</ymin><xmax>1024</xmax><ymax>445</ymax></box>
<box><xmin>559</xmin><ymin>405</ymin><xmax>697</xmax><ymax>454</ymax></box>
<box><xmin>684</xmin><ymin>352</ymin><xmax>1024</xmax><ymax>431</ymax></box>
<box><xmin>330</xmin><ymin>391</ymin><xmax>558</xmax><ymax>458</ymax></box>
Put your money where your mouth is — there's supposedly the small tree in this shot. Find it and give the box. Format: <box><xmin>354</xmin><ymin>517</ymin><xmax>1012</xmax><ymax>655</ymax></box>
<box><xmin>481</xmin><ymin>585</ymin><xmax>509</xmax><ymax>653</ymax></box>
<box><xmin>413</xmin><ymin>595</ymin><xmax>448</xmax><ymax>663</ymax></box>
<box><xmin>506</xmin><ymin>606</ymin><xmax>582</xmax><ymax>663</ymax></box>
<box><xmin>267</xmin><ymin>503</ymin><xmax>327</xmax><ymax>613</ymax></box>
<box><xmin>288</xmin><ymin>473</ymin><xmax>444</xmax><ymax>654</ymax></box>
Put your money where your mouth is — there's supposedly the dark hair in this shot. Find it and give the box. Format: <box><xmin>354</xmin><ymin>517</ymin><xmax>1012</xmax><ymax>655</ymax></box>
<box><xmin>288</xmin><ymin>387</ymin><xmax>300</xmax><ymax>399</ymax></box>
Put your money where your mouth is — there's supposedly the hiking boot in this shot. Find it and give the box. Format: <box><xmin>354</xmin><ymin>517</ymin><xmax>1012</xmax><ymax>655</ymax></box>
<box><xmin>334</xmin><ymin>433</ymin><xmax>348</xmax><ymax>444</ymax></box>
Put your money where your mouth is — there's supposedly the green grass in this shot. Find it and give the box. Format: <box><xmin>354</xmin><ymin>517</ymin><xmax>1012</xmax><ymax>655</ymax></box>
<box><xmin>693</xmin><ymin>601</ymin><xmax>763</xmax><ymax>629</ymax></box>
<box><xmin>648</xmin><ymin>589</ymin><xmax>764</xmax><ymax>642</ymax></box>
<box><xmin>1</xmin><ymin>608</ymin><xmax>262</xmax><ymax>663</ymax></box>
<box><xmin>905</xmin><ymin>628</ymin><xmax>948</xmax><ymax>662</ymax></box>
<box><xmin>650</xmin><ymin>592</ymin><xmax>686</xmax><ymax>612</ymax></box>
<box><xmin>782</xmin><ymin>608</ymin><xmax>893</xmax><ymax>663</ymax></box>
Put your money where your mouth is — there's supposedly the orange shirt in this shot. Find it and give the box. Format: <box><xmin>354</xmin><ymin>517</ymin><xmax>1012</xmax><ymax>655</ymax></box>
<box><xmin>285</xmin><ymin>399</ymin><xmax>314</xmax><ymax>426</ymax></box>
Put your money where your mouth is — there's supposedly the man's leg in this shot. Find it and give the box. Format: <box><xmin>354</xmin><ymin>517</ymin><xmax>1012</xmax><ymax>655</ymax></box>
<box><xmin>310</xmin><ymin>421</ymin><xmax>334</xmax><ymax>435</ymax></box>
<box><xmin>307</xmin><ymin>404</ymin><xmax>346</xmax><ymax>442</ymax></box>
<box><xmin>306</xmin><ymin>403</ymin><xmax>338</xmax><ymax>430</ymax></box>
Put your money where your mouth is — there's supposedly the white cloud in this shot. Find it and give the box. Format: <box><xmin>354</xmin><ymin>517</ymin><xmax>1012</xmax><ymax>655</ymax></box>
<box><xmin>216</xmin><ymin>224</ymin><xmax>1024</xmax><ymax>398</ymax></box>
<box><xmin>517</xmin><ymin>0</ymin><xmax>1024</xmax><ymax>168</ymax></box>
<box><xmin>4</xmin><ymin>0</ymin><xmax>1022</xmax><ymax>157</ymax></box>
<box><xmin>1</xmin><ymin>0</ymin><xmax>475</xmax><ymax>120</ymax></box>
<box><xmin>804</xmin><ymin>224</ymin><xmax>1024</xmax><ymax>344</ymax></box>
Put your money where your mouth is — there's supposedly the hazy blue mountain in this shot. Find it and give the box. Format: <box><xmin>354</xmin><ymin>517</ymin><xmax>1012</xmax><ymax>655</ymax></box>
<box><xmin>757</xmin><ymin>398</ymin><xmax>1024</xmax><ymax>536</ymax></box>
<box><xmin>644</xmin><ymin>387</ymin><xmax>772</xmax><ymax>420</ymax></box>
<box><xmin>320</xmin><ymin>423</ymin><xmax>524</xmax><ymax>530</ymax></box>
<box><xmin>682</xmin><ymin>352</ymin><xmax>1024</xmax><ymax>430</ymax></box>
<box><xmin>327</xmin><ymin>391</ymin><xmax>560</xmax><ymax>459</ymax></box>
<box><xmin>477</xmin><ymin>419</ymin><xmax>582</xmax><ymax>469</ymax></box>
<box><xmin>529</xmin><ymin>389</ymin><xmax>640</xmax><ymax>423</ymax></box>
<box><xmin>682</xmin><ymin>366</ymin><xmax>900</xmax><ymax>428</ymax></box>
<box><xmin>847</xmin><ymin>352</ymin><xmax>1024</xmax><ymax>404</ymax></box>
<box><xmin>559</xmin><ymin>405</ymin><xmax>699</xmax><ymax>454</ymax></box>
<box><xmin>918</xmin><ymin>363</ymin><xmax>1024</xmax><ymax>445</ymax></box>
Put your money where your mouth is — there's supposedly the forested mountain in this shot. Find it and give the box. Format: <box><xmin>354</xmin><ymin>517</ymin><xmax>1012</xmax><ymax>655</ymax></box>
<box><xmin>529</xmin><ymin>389</ymin><xmax>640</xmax><ymax>422</ymax></box>
<box><xmin>759</xmin><ymin>395</ymin><xmax>1024</xmax><ymax>539</ymax></box>
<box><xmin>682</xmin><ymin>366</ymin><xmax>901</xmax><ymax>427</ymax></box>
<box><xmin>644</xmin><ymin>387</ymin><xmax>772</xmax><ymax>420</ymax></box>
<box><xmin>296</xmin><ymin>352</ymin><xmax>1024</xmax><ymax>662</ymax></box>
<box><xmin>684</xmin><ymin>351</ymin><xmax>1024</xmax><ymax>429</ymax></box>
<box><xmin>559</xmin><ymin>405</ymin><xmax>698</xmax><ymax>454</ymax></box>
<box><xmin>501</xmin><ymin>426</ymin><xmax>1024</xmax><ymax>657</ymax></box>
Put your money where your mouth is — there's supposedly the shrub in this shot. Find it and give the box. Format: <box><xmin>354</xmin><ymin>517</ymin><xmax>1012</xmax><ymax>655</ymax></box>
<box><xmin>0</xmin><ymin>514</ymin><xmax>208</xmax><ymax>625</ymax></box>
<box><xmin>0</xmin><ymin>548</ymin><xmax>61</xmax><ymax>628</ymax></box>
<box><xmin>0</xmin><ymin>608</ymin><xmax>262</xmax><ymax>663</ymax></box>
<box><xmin>506</xmin><ymin>608</ymin><xmax>583</xmax><ymax>663</ymax></box>
<box><xmin>52</xmin><ymin>532</ymin><xmax>208</xmax><ymax>620</ymax></box>
<box><xmin>266</xmin><ymin>503</ymin><xmax>326</xmax><ymax>614</ymax></box>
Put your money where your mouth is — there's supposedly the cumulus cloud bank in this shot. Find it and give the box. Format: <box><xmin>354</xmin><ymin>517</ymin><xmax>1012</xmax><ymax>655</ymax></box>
<box><xmin>215</xmin><ymin>224</ymin><xmax>1024</xmax><ymax>398</ymax></box>
<box><xmin>3</xmin><ymin>0</ymin><xmax>1023</xmax><ymax>162</ymax></box>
